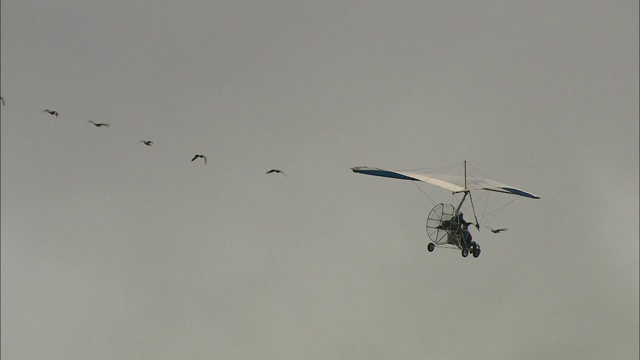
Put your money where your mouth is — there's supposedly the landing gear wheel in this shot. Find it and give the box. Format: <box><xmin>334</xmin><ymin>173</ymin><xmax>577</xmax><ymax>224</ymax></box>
<box><xmin>473</xmin><ymin>248</ymin><xmax>481</xmax><ymax>258</ymax></box>
<box><xmin>462</xmin><ymin>248</ymin><xmax>469</xmax><ymax>257</ymax></box>
<box><xmin>427</xmin><ymin>242</ymin><xmax>435</xmax><ymax>252</ymax></box>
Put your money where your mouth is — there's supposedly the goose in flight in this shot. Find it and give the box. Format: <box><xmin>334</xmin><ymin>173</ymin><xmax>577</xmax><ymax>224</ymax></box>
<box><xmin>191</xmin><ymin>154</ymin><xmax>207</xmax><ymax>164</ymax></box>
<box><xmin>43</xmin><ymin>109</ymin><xmax>59</xmax><ymax>117</ymax></box>
<box><xmin>89</xmin><ymin>120</ymin><xmax>110</xmax><ymax>127</ymax></box>
<box><xmin>140</xmin><ymin>140</ymin><xmax>153</xmax><ymax>146</ymax></box>
<box><xmin>266</xmin><ymin>169</ymin><xmax>286</xmax><ymax>176</ymax></box>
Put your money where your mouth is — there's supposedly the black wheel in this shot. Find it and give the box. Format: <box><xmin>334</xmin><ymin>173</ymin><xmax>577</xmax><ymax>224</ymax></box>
<box><xmin>462</xmin><ymin>248</ymin><xmax>469</xmax><ymax>257</ymax></box>
<box><xmin>473</xmin><ymin>248</ymin><xmax>481</xmax><ymax>258</ymax></box>
<box><xmin>427</xmin><ymin>242</ymin><xmax>435</xmax><ymax>252</ymax></box>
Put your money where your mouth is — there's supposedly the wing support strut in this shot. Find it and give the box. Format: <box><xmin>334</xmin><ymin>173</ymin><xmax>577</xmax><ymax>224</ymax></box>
<box><xmin>454</xmin><ymin>161</ymin><xmax>480</xmax><ymax>230</ymax></box>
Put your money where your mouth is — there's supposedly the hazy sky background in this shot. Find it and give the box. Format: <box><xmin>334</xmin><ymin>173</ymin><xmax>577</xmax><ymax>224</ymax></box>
<box><xmin>2</xmin><ymin>1</ymin><xmax>638</xmax><ymax>359</ymax></box>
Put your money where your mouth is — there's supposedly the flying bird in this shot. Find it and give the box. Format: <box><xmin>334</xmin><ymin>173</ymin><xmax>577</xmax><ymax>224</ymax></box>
<box><xmin>191</xmin><ymin>154</ymin><xmax>207</xmax><ymax>164</ymax></box>
<box><xmin>140</xmin><ymin>140</ymin><xmax>153</xmax><ymax>146</ymax></box>
<box><xmin>43</xmin><ymin>109</ymin><xmax>58</xmax><ymax>117</ymax></box>
<box><xmin>89</xmin><ymin>120</ymin><xmax>110</xmax><ymax>127</ymax></box>
<box><xmin>489</xmin><ymin>227</ymin><xmax>508</xmax><ymax>234</ymax></box>
<box><xmin>266</xmin><ymin>169</ymin><xmax>286</xmax><ymax>176</ymax></box>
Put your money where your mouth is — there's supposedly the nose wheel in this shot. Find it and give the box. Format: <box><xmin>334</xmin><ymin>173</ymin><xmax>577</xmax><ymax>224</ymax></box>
<box><xmin>461</xmin><ymin>242</ymin><xmax>481</xmax><ymax>258</ymax></box>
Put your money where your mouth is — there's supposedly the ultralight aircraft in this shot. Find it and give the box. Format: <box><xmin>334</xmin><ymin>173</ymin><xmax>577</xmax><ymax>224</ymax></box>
<box><xmin>352</xmin><ymin>161</ymin><xmax>539</xmax><ymax>258</ymax></box>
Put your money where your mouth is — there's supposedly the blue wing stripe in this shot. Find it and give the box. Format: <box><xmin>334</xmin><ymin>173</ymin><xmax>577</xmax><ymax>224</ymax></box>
<box><xmin>499</xmin><ymin>187</ymin><xmax>541</xmax><ymax>199</ymax></box>
<box><xmin>351</xmin><ymin>167</ymin><xmax>418</xmax><ymax>181</ymax></box>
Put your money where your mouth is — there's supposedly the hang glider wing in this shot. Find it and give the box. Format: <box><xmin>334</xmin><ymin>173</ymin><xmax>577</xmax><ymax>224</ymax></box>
<box><xmin>351</xmin><ymin>166</ymin><xmax>540</xmax><ymax>199</ymax></box>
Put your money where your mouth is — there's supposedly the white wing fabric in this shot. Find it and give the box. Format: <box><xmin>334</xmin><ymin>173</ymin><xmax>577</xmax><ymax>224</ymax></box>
<box><xmin>351</xmin><ymin>166</ymin><xmax>540</xmax><ymax>199</ymax></box>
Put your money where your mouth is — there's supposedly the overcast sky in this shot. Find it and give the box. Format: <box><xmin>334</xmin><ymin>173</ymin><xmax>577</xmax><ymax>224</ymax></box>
<box><xmin>1</xmin><ymin>1</ymin><xmax>638</xmax><ymax>359</ymax></box>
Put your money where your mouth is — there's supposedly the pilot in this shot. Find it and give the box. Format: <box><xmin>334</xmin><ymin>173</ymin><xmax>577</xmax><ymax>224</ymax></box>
<box><xmin>456</xmin><ymin>212</ymin><xmax>473</xmax><ymax>249</ymax></box>
<box><xmin>456</xmin><ymin>212</ymin><xmax>472</xmax><ymax>227</ymax></box>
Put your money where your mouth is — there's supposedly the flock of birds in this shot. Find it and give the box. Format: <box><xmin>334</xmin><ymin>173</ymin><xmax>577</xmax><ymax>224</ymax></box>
<box><xmin>1</xmin><ymin>95</ymin><xmax>515</xmax><ymax>243</ymax></box>
<box><xmin>1</xmin><ymin>96</ymin><xmax>287</xmax><ymax>176</ymax></box>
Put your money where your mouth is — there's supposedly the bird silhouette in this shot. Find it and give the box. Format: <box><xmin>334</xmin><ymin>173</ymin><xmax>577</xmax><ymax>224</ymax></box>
<box><xmin>89</xmin><ymin>120</ymin><xmax>110</xmax><ymax>127</ymax></box>
<box><xmin>191</xmin><ymin>154</ymin><xmax>207</xmax><ymax>164</ymax></box>
<box><xmin>43</xmin><ymin>109</ymin><xmax>58</xmax><ymax>117</ymax></box>
<box><xmin>266</xmin><ymin>169</ymin><xmax>286</xmax><ymax>176</ymax></box>
<box><xmin>140</xmin><ymin>140</ymin><xmax>153</xmax><ymax>146</ymax></box>
<box><xmin>489</xmin><ymin>227</ymin><xmax>508</xmax><ymax>234</ymax></box>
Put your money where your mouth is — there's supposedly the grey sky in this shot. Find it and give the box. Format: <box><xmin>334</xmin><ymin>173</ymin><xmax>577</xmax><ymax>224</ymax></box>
<box><xmin>2</xmin><ymin>1</ymin><xmax>638</xmax><ymax>359</ymax></box>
